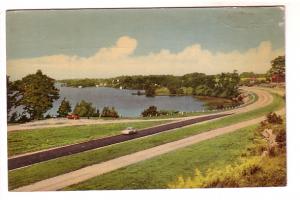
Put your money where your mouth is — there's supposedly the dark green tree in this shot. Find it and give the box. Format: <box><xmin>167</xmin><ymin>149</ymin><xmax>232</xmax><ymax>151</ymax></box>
<box><xmin>7</xmin><ymin>76</ymin><xmax>18</xmax><ymax>119</ymax></box>
<box><xmin>73</xmin><ymin>100</ymin><xmax>96</xmax><ymax>118</ymax></box>
<box><xmin>267</xmin><ymin>56</ymin><xmax>285</xmax><ymax>82</ymax></box>
<box><xmin>167</xmin><ymin>85</ymin><xmax>178</xmax><ymax>95</ymax></box>
<box><xmin>100</xmin><ymin>106</ymin><xmax>119</xmax><ymax>118</ymax></box>
<box><xmin>269</xmin><ymin>56</ymin><xmax>285</xmax><ymax>76</ymax></box>
<box><xmin>141</xmin><ymin>106</ymin><xmax>160</xmax><ymax>117</ymax></box>
<box><xmin>145</xmin><ymin>84</ymin><xmax>156</xmax><ymax>97</ymax></box>
<box><xmin>15</xmin><ymin>70</ymin><xmax>59</xmax><ymax>120</ymax></box>
<box><xmin>57</xmin><ymin>98</ymin><xmax>72</xmax><ymax>117</ymax></box>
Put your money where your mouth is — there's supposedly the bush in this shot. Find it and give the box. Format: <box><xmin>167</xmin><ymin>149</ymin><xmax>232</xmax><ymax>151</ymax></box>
<box><xmin>168</xmin><ymin>114</ymin><xmax>287</xmax><ymax>189</ymax></box>
<box><xmin>141</xmin><ymin>106</ymin><xmax>160</xmax><ymax>117</ymax></box>
<box><xmin>145</xmin><ymin>85</ymin><xmax>156</xmax><ymax>97</ymax></box>
<box><xmin>275</xmin><ymin>128</ymin><xmax>286</xmax><ymax>149</ymax></box>
<box><xmin>9</xmin><ymin>112</ymin><xmax>18</xmax><ymax>123</ymax></box>
<box><xmin>266</xmin><ymin>112</ymin><xmax>283</xmax><ymax>124</ymax></box>
<box><xmin>17</xmin><ymin>113</ymin><xmax>30</xmax><ymax>123</ymax></box>
<box><xmin>45</xmin><ymin>114</ymin><xmax>52</xmax><ymax>119</ymax></box>
<box><xmin>73</xmin><ymin>100</ymin><xmax>97</xmax><ymax>118</ymax></box>
<box><xmin>101</xmin><ymin>107</ymin><xmax>119</xmax><ymax>118</ymax></box>
<box><xmin>168</xmin><ymin>157</ymin><xmax>264</xmax><ymax>188</ymax></box>
<box><xmin>57</xmin><ymin>98</ymin><xmax>72</xmax><ymax>117</ymax></box>
<box><xmin>168</xmin><ymin>155</ymin><xmax>286</xmax><ymax>188</ymax></box>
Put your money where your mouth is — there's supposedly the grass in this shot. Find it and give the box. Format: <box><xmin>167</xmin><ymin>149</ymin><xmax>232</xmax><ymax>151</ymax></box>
<box><xmin>196</xmin><ymin>95</ymin><xmax>234</xmax><ymax>108</ymax></box>
<box><xmin>64</xmin><ymin>125</ymin><xmax>258</xmax><ymax>190</ymax></box>
<box><xmin>155</xmin><ymin>87</ymin><xmax>170</xmax><ymax>95</ymax></box>
<box><xmin>8</xmin><ymin>120</ymin><xmax>172</xmax><ymax>157</ymax></box>
<box><xmin>8</xmin><ymin>92</ymin><xmax>283</xmax><ymax>190</ymax></box>
<box><xmin>241</xmin><ymin>77</ymin><xmax>266</xmax><ymax>81</ymax></box>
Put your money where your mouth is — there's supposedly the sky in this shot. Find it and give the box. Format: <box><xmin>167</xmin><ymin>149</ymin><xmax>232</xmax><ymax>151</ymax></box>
<box><xmin>6</xmin><ymin>7</ymin><xmax>285</xmax><ymax>80</ymax></box>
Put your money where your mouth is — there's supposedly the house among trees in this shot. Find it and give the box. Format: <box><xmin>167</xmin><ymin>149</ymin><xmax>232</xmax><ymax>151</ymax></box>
<box><xmin>268</xmin><ymin>55</ymin><xmax>285</xmax><ymax>83</ymax></box>
<box><xmin>271</xmin><ymin>74</ymin><xmax>285</xmax><ymax>83</ymax></box>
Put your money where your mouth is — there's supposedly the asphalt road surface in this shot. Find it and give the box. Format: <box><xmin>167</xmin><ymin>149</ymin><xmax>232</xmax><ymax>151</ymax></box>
<box><xmin>8</xmin><ymin>113</ymin><xmax>231</xmax><ymax>170</ymax></box>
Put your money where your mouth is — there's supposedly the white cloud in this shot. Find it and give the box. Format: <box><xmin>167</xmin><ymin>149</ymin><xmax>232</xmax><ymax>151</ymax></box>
<box><xmin>278</xmin><ymin>21</ymin><xmax>284</xmax><ymax>27</ymax></box>
<box><xmin>7</xmin><ymin>36</ymin><xmax>284</xmax><ymax>80</ymax></box>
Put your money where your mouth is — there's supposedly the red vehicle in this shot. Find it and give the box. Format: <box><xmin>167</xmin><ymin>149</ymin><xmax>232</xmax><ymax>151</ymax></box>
<box><xmin>66</xmin><ymin>114</ymin><xmax>80</xmax><ymax>120</ymax></box>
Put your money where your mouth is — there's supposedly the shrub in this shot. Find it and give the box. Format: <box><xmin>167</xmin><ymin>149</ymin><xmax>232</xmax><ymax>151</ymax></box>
<box><xmin>73</xmin><ymin>100</ymin><xmax>97</xmax><ymax>118</ymax></box>
<box><xmin>266</xmin><ymin>112</ymin><xmax>283</xmax><ymax>124</ymax></box>
<box><xmin>101</xmin><ymin>107</ymin><xmax>119</xmax><ymax>118</ymax></box>
<box><xmin>168</xmin><ymin>157</ymin><xmax>264</xmax><ymax>188</ymax></box>
<box><xmin>45</xmin><ymin>114</ymin><xmax>52</xmax><ymax>119</ymax></box>
<box><xmin>17</xmin><ymin>113</ymin><xmax>30</xmax><ymax>123</ymax></box>
<box><xmin>141</xmin><ymin>106</ymin><xmax>160</xmax><ymax>117</ymax></box>
<box><xmin>145</xmin><ymin>85</ymin><xmax>156</xmax><ymax>97</ymax></box>
<box><xmin>57</xmin><ymin>98</ymin><xmax>72</xmax><ymax>117</ymax></box>
<box><xmin>275</xmin><ymin>128</ymin><xmax>286</xmax><ymax>149</ymax></box>
<box><xmin>168</xmin><ymin>155</ymin><xmax>286</xmax><ymax>188</ymax></box>
<box><xmin>9</xmin><ymin>112</ymin><xmax>18</xmax><ymax>123</ymax></box>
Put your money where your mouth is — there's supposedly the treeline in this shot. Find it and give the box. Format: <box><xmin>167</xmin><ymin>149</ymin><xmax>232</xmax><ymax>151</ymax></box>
<box><xmin>60</xmin><ymin>71</ymin><xmax>241</xmax><ymax>99</ymax></box>
<box><xmin>240</xmin><ymin>72</ymin><xmax>266</xmax><ymax>78</ymax></box>
<box><xmin>60</xmin><ymin>78</ymin><xmax>106</xmax><ymax>87</ymax></box>
<box><xmin>58</xmin><ymin>99</ymin><xmax>119</xmax><ymax>119</ymax></box>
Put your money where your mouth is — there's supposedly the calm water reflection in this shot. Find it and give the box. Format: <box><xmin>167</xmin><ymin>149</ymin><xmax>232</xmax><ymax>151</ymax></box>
<box><xmin>47</xmin><ymin>86</ymin><xmax>205</xmax><ymax>117</ymax></box>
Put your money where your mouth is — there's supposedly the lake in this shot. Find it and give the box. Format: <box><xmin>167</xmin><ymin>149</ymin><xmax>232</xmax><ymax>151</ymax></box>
<box><xmin>46</xmin><ymin>85</ymin><xmax>206</xmax><ymax>117</ymax></box>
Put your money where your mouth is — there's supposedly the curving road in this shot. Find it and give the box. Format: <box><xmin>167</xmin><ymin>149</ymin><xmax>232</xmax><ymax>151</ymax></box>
<box><xmin>12</xmin><ymin>87</ymin><xmax>282</xmax><ymax>191</ymax></box>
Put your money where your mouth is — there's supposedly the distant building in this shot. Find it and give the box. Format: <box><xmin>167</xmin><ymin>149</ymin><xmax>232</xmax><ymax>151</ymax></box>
<box><xmin>249</xmin><ymin>76</ymin><xmax>257</xmax><ymax>84</ymax></box>
<box><xmin>271</xmin><ymin>74</ymin><xmax>285</xmax><ymax>83</ymax></box>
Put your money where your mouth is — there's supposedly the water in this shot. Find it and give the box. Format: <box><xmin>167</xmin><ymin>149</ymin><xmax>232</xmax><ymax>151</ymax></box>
<box><xmin>45</xmin><ymin>85</ymin><xmax>206</xmax><ymax>117</ymax></box>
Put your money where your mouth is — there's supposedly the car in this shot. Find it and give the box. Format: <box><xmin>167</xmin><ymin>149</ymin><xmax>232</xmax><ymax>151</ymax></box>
<box><xmin>121</xmin><ymin>127</ymin><xmax>138</xmax><ymax>135</ymax></box>
<box><xmin>66</xmin><ymin>114</ymin><xmax>80</xmax><ymax>120</ymax></box>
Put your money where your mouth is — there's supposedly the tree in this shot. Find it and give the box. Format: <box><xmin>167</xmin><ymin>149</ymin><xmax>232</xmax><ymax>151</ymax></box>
<box><xmin>15</xmin><ymin>70</ymin><xmax>59</xmax><ymax>120</ymax></box>
<box><xmin>141</xmin><ymin>106</ymin><xmax>159</xmax><ymax>117</ymax></box>
<box><xmin>73</xmin><ymin>100</ymin><xmax>96</xmax><ymax>118</ymax></box>
<box><xmin>7</xmin><ymin>76</ymin><xmax>18</xmax><ymax>120</ymax></box>
<box><xmin>57</xmin><ymin>98</ymin><xmax>72</xmax><ymax>117</ymax></box>
<box><xmin>267</xmin><ymin>56</ymin><xmax>285</xmax><ymax>82</ymax></box>
<box><xmin>100</xmin><ymin>106</ymin><xmax>119</xmax><ymax>118</ymax></box>
<box><xmin>145</xmin><ymin>84</ymin><xmax>156</xmax><ymax>97</ymax></box>
<box><xmin>167</xmin><ymin>85</ymin><xmax>178</xmax><ymax>95</ymax></box>
<box><xmin>270</xmin><ymin>56</ymin><xmax>285</xmax><ymax>76</ymax></box>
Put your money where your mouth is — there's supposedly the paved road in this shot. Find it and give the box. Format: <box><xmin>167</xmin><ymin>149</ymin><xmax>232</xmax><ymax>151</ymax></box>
<box><xmin>8</xmin><ymin>113</ymin><xmax>231</xmax><ymax>170</ymax></box>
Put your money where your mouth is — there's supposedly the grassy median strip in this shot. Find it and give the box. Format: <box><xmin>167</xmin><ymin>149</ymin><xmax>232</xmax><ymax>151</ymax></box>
<box><xmin>64</xmin><ymin>125</ymin><xmax>258</xmax><ymax>190</ymax></box>
<box><xmin>8</xmin><ymin>92</ymin><xmax>283</xmax><ymax>190</ymax></box>
<box><xmin>8</xmin><ymin>120</ymin><xmax>173</xmax><ymax>157</ymax></box>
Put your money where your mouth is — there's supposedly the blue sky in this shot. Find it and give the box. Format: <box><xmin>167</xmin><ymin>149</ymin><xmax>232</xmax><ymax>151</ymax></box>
<box><xmin>6</xmin><ymin>7</ymin><xmax>285</xmax><ymax>79</ymax></box>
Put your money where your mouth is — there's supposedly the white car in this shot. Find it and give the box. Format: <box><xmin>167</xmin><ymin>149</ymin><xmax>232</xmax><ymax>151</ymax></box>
<box><xmin>121</xmin><ymin>127</ymin><xmax>138</xmax><ymax>135</ymax></box>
